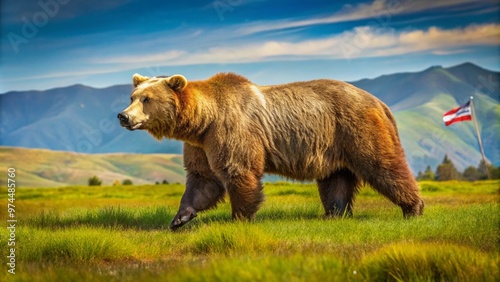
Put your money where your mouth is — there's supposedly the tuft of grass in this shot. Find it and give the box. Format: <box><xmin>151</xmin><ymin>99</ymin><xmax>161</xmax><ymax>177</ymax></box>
<box><xmin>185</xmin><ymin>222</ymin><xmax>279</xmax><ymax>255</ymax></box>
<box><xmin>358</xmin><ymin>243</ymin><xmax>500</xmax><ymax>282</ymax></box>
<box><xmin>17</xmin><ymin>227</ymin><xmax>130</xmax><ymax>263</ymax></box>
<box><xmin>27</xmin><ymin>206</ymin><xmax>176</xmax><ymax>230</ymax></box>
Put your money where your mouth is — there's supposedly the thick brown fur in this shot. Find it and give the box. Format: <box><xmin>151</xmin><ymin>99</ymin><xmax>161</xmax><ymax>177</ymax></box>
<box><xmin>118</xmin><ymin>73</ymin><xmax>424</xmax><ymax>230</ymax></box>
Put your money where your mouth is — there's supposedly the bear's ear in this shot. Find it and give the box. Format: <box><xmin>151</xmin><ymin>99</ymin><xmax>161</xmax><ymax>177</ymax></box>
<box><xmin>165</xmin><ymin>74</ymin><xmax>188</xmax><ymax>92</ymax></box>
<box><xmin>132</xmin><ymin>73</ymin><xmax>149</xmax><ymax>87</ymax></box>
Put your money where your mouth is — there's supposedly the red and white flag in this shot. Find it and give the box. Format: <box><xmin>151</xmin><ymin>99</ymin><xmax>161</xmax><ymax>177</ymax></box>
<box><xmin>443</xmin><ymin>101</ymin><xmax>472</xmax><ymax>126</ymax></box>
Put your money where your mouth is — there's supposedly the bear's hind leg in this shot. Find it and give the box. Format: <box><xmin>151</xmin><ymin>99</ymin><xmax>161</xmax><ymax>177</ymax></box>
<box><xmin>317</xmin><ymin>168</ymin><xmax>360</xmax><ymax>217</ymax></box>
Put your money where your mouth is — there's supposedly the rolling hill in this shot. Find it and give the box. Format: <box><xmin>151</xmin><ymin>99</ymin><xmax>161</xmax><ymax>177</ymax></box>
<box><xmin>0</xmin><ymin>62</ymin><xmax>498</xmax><ymax>184</ymax></box>
<box><xmin>0</xmin><ymin>147</ymin><xmax>185</xmax><ymax>187</ymax></box>
<box><xmin>351</xmin><ymin>63</ymin><xmax>499</xmax><ymax>173</ymax></box>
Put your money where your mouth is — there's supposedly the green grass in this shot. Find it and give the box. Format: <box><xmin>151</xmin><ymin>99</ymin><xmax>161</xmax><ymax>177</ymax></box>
<box><xmin>1</xmin><ymin>181</ymin><xmax>499</xmax><ymax>281</ymax></box>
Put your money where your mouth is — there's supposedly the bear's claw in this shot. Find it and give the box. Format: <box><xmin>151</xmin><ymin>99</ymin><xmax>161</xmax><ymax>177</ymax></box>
<box><xmin>170</xmin><ymin>207</ymin><xmax>197</xmax><ymax>231</ymax></box>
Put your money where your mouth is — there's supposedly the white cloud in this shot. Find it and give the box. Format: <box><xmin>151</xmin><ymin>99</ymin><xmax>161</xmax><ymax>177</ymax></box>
<box><xmin>431</xmin><ymin>49</ymin><xmax>469</xmax><ymax>55</ymax></box>
<box><xmin>236</xmin><ymin>0</ymin><xmax>495</xmax><ymax>35</ymax></box>
<box><xmin>400</xmin><ymin>24</ymin><xmax>500</xmax><ymax>46</ymax></box>
<box><xmin>155</xmin><ymin>23</ymin><xmax>500</xmax><ymax>65</ymax></box>
<box><xmin>94</xmin><ymin>50</ymin><xmax>186</xmax><ymax>64</ymax></box>
<box><xmin>0</xmin><ymin>67</ymin><xmax>127</xmax><ymax>82</ymax></box>
<box><xmin>14</xmin><ymin>24</ymin><xmax>497</xmax><ymax>84</ymax></box>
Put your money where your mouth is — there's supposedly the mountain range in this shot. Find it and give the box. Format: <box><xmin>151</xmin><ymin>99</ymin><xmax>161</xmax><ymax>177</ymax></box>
<box><xmin>353</xmin><ymin>63</ymin><xmax>499</xmax><ymax>173</ymax></box>
<box><xmin>0</xmin><ymin>62</ymin><xmax>498</xmax><ymax>186</ymax></box>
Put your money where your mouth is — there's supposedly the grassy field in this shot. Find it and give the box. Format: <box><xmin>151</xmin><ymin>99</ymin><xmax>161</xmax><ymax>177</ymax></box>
<box><xmin>1</xmin><ymin>181</ymin><xmax>499</xmax><ymax>281</ymax></box>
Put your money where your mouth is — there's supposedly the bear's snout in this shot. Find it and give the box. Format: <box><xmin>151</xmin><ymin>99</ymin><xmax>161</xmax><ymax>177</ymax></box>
<box><xmin>117</xmin><ymin>112</ymin><xmax>129</xmax><ymax>123</ymax></box>
<box><xmin>117</xmin><ymin>112</ymin><xmax>136</xmax><ymax>130</ymax></box>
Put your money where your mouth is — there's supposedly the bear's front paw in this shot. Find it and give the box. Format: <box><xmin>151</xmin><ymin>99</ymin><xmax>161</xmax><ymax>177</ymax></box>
<box><xmin>170</xmin><ymin>207</ymin><xmax>197</xmax><ymax>231</ymax></box>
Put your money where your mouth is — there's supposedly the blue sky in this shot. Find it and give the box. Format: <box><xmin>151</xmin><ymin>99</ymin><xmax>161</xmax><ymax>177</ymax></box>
<box><xmin>0</xmin><ymin>0</ymin><xmax>499</xmax><ymax>93</ymax></box>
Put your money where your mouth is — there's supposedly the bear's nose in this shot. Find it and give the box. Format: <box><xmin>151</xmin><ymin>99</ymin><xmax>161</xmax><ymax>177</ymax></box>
<box><xmin>117</xmin><ymin>112</ymin><xmax>129</xmax><ymax>122</ymax></box>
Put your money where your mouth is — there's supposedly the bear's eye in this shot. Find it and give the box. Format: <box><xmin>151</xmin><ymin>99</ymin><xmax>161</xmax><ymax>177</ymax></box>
<box><xmin>143</xmin><ymin>97</ymin><xmax>150</xmax><ymax>103</ymax></box>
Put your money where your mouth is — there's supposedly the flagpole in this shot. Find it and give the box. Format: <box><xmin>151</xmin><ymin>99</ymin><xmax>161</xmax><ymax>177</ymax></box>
<box><xmin>470</xmin><ymin>96</ymin><xmax>490</xmax><ymax>179</ymax></box>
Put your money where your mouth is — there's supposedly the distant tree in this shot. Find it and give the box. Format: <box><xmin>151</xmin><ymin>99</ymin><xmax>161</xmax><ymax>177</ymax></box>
<box><xmin>463</xmin><ymin>166</ymin><xmax>479</xmax><ymax>181</ymax></box>
<box><xmin>122</xmin><ymin>179</ymin><xmax>133</xmax><ymax>185</ymax></box>
<box><xmin>477</xmin><ymin>160</ymin><xmax>493</xmax><ymax>180</ymax></box>
<box><xmin>162</xmin><ymin>179</ymin><xmax>169</xmax><ymax>184</ymax></box>
<box><xmin>416</xmin><ymin>171</ymin><xmax>423</xmax><ymax>180</ymax></box>
<box><xmin>490</xmin><ymin>166</ymin><xmax>500</xmax><ymax>180</ymax></box>
<box><xmin>155</xmin><ymin>181</ymin><xmax>160</xmax><ymax>185</ymax></box>
<box><xmin>417</xmin><ymin>165</ymin><xmax>435</xmax><ymax>181</ymax></box>
<box><xmin>424</xmin><ymin>165</ymin><xmax>435</xmax><ymax>180</ymax></box>
<box><xmin>435</xmin><ymin>155</ymin><xmax>461</xmax><ymax>181</ymax></box>
<box><xmin>112</xmin><ymin>180</ymin><xmax>120</xmax><ymax>186</ymax></box>
<box><xmin>88</xmin><ymin>176</ymin><xmax>102</xmax><ymax>186</ymax></box>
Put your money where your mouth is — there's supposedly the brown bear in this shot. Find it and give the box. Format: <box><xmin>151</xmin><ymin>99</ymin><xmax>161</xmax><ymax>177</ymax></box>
<box><xmin>118</xmin><ymin>73</ymin><xmax>424</xmax><ymax>230</ymax></box>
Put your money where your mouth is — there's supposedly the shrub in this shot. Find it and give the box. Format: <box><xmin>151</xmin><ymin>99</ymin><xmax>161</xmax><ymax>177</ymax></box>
<box><xmin>359</xmin><ymin>243</ymin><xmax>498</xmax><ymax>281</ymax></box>
<box><xmin>417</xmin><ymin>165</ymin><xmax>435</xmax><ymax>181</ymax></box>
<box><xmin>122</xmin><ymin>179</ymin><xmax>133</xmax><ymax>185</ymax></box>
<box><xmin>88</xmin><ymin>176</ymin><xmax>102</xmax><ymax>186</ymax></box>
<box><xmin>463</xmin><ymin>166</ymin><xmax>480</xmax><ymax>181</ymax></box>
<box><xmin>435</xmin><ymin>155</ymin><xmax>461</xmax><ymax>181</ymax></box>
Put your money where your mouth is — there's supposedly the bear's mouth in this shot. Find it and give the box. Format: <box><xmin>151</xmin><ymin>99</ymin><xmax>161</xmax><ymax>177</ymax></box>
<box><xmin>122</xmin><ymin>122</ymin><xmax>143</xmax><ymax>131</ymax></box>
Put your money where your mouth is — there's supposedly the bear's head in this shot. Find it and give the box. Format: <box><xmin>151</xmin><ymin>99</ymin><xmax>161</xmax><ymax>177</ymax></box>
<box><xmin>117</xmin><ymin>73</ymin><xmax>188</xmax><ymax>140</ymax></box>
